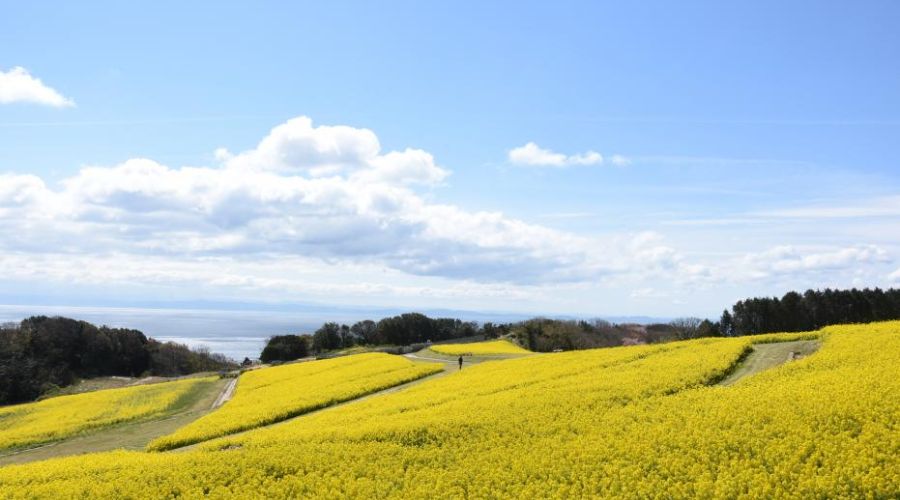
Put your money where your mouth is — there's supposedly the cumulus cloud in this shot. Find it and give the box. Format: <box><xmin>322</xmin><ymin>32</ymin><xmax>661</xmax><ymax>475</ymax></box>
<box><xmin>0</xmin><ymin>173</ymin><xmax>50</xmax><ymax>208</ymax></box>
<box><xmin>508</xmin><ymin>142</ymin><xmax>603</xmax><ymax>167</ymax></box>
<box><xmin>226</xmin><ymin>117</ymin><xmax>380</xmax><ymax>174</ymax></box>
<box><xmin>224</xmin><ymin>117</ymin><xmax>448</xmax><ymax>186</ymax></box>
<box><xmin>2</xmin><ymin>116</ymin><xmax>889</xmax><ymax>304</ymax></box>
<box><xmin>0</xmin><ymin>116</ymin><xmax>685</xmax><ymax>288</ymax></box>
<box><xmin>0</xmin><ymin>66</ymin><xmax>75</xmax><ymax>107</ymax></box>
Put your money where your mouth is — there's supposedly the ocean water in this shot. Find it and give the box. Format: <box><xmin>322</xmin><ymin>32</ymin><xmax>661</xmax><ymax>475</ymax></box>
<box><xmin>0</xmin><ymin>304</ymin><xmax>339</xmax><ymax>361</ymax></box>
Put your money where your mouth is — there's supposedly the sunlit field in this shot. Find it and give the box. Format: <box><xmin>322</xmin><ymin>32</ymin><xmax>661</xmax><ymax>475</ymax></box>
<box><xmin>0</xmin><ymin>323</ymin><xmax>897</xmax><ymax>498</ymax></box>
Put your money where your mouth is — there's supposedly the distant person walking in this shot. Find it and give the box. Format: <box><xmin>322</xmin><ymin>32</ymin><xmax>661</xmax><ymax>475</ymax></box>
<box><xmin>458</xmin><ymin>356</ymin><xmax>463</xmax><ymax>370</ymax></box>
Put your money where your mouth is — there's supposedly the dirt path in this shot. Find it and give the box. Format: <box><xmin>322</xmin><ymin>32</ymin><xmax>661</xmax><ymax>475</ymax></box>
<box><xmin>0</xmin><ymin>378</ymin><xmax>228</xmax><ymax>467</ymax></box>
<box><xmin>405</xmin><ymin>349</ymin><xmax>533</xmax><ymax>366</ymax></box>
<box><xmin>211</xmin><ymin>378</ymin><xmax>238</xmax><ymax>409</ymax></box>
<box><xmin>718</xmin><ymin>340</ymin><xmax>820</xmax><ymax>386</ymax></box>
<box><xmin>403</xmin><ymin>352</ymin><xmax>457</xmax><ymax>364</ymax></box>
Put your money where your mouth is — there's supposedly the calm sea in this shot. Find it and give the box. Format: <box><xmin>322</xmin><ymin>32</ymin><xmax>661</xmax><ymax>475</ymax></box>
<box><xmin>0</xmin><ymin>304</ymin><xmax>343</xmax><ymax>361</ymax></box>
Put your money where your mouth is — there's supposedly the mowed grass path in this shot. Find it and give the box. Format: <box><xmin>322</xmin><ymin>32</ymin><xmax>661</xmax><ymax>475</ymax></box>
<box><xmin>719</xmin><ymin>339</ymin><xmax>820</xmax><ymax>386</ymax></box>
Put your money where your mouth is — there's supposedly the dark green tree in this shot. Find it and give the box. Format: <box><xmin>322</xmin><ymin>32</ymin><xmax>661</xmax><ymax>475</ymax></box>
<box><xmin>260</xmin><ymin>335</ymin><xmax>309</xmax><ymax>362</ymax></box>
<box><xmin>312</xmin><ymin>323</ymin><xmax>343</xmax><ymax>352</ymax></box>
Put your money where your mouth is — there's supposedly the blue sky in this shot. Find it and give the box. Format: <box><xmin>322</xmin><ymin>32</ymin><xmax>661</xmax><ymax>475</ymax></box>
<box><xmin>2</xmin><ymin>1</ymin><xmax>900</xmax><ymax>321</ymax></box>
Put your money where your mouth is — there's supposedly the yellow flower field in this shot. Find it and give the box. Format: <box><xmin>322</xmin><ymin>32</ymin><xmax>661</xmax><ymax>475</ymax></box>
<box><xmin>1</xmin><ymin>322</ymin><xmax>897</xmax><ymax>498</ymax></box>
<box><xmin>0</xmin><ymin>376</ymin><xmax>216</xmax><ymax>452</ymax></box>
<box><xmin>430</xmin><ymin>339</ymin><xmax>530</xmax><ymax>355</ymax></box>
<box><xmin>147</xmin><ymin>353</ymin><xmax>443</xmax><ymax>451</ymax></box>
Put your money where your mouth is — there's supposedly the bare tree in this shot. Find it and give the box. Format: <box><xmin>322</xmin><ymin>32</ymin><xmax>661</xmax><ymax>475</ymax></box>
<box><xmin>669</xmin><ymin>317</ymin><xmax>703</xmax><ymax>340</ymax></box>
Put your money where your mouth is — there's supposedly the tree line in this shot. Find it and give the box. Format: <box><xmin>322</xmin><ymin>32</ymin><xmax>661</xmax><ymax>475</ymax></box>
<box><xmin>720</xmin><ymin>287</ymin><xmax>900</xmax><ymax>336</ymax></box>
<box><xmin>259</xmin><ymin>313</ymin><xmax>705</xmax><ymax>361</ymax></box>
<box><xmin>260</xmin><ymin>313</ymin><xmax>490</xmax><ymax>362</ymax></box>
<box><xmin>0</xmin><ymin>316</ymin><xmax>235</xmax><ymax>405</ymax></box>
<box><xmin>510</xmin><ymin>317</ymin><xmax>720</xmax><ymax>352</ymax></box>
<box><xmin>260</xmin><ymin>287</ymin><xmax>900</xmax><ymax>363</ymax></box>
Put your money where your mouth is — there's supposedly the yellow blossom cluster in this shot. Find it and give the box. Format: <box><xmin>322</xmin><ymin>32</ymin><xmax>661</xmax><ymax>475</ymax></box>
<box><xmin>430</xmin><ymin>339</ymin><xmax>530</xmax><ymax>355</ymax></box>
<box><xmin>1</xmin><ymin>323</ymin><xmax>897</xmax><ymax>499</ymax></box>
<box><xmin>148</xmin><ymin>353</ymin><xmax>443</xmax><ymax>451</ymax></box>
<box><xmin>0</xmin><ymin>376</ymin><xmax>216</xmax><ymax>452</ymax></box>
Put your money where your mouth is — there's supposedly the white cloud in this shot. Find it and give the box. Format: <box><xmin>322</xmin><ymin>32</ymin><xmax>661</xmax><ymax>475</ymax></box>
<box><xmin>733</xmin><ymin>245</ymin><xmax>891</xmax><ymax>281</ymax></box>
<box><xmin>889</xmin><ymin>268</ymin><xmax>900</xmax><ymax>284</ymax></box>
<box><xmin>227</xmin><ymin>117</ymin><xmax>380</xmax><ymax>175</ymax></box>
<box><xmin>0</xmin><ymin>252</ymin><xmax>535</xmax><ymax>303</ymax></box>
<box><xmin>1</xmin><ymin>116</ymin><xmax>893</xmax><ymax>309</ymax></box>
<box><xmin>213</xmin><ymin>148</ymin><xmax>233</xmax><ymax>162</ymax></box>
<box><xmin>0</xmin><ymin>116</ymin><xmax>685</xmax><ymax>288</ymax></box>
<box><xmin>0</xmin><ymin>66</ymin><xmax>75</xmax><ymax>107</ymax></box>
<box><xmin>0</xmin><ymin>173</ymin><xmax>50</xmax><ymax>208</ymax></box>
<box><xmin>508</xmin><ymin>142</ymin><xmax>603</xmax><ymax>167</ymax></box>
